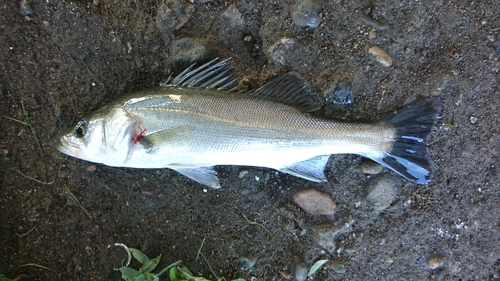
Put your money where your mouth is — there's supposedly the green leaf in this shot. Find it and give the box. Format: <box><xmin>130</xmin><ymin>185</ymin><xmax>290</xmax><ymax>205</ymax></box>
<box><xmin>156</xmin><ymin>260</ymin><xmax>182</xmax><ymax>277</ymax></box>
<box><xmin>134</xmin><ymin>274</ymin><xmax>146</xmax><ymax>281</ymax></box>
<box><xmin>130</xmin><ymin>248</ymin><xmax>150</xmax><ymax>265</ymax></box>
<box><xmin>177</xmin><ymin>265</ymin><xmax>194</xmax><ymax>276</ymax></box>
<box><xmin>120</xmin><ymin>267</ymin><xmax>141</xmax><ymax>281</ymax></box>
<box><xmin>307</xmin><ymin>259</ymin><xmax>328</xmax><ymax>277</ymax></box>
<box><xmin>231</xmin><ymin>279</ymin><xmax>246</xmax><ymax>281</ymax></box>
<box><xmin>169</xmin><ymin>267</ymin><xmax>181</xmax><ymax>281</ymax></box>
<box><xmin>142</xmin><ymin>254</ymin><xmax>162</xmax><ymax>272</ymax></box>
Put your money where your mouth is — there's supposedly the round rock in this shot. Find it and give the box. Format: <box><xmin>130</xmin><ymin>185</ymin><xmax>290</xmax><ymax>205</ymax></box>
<box><xmin>361</xmin><ymin>159</ymin><xmax>383</xmax><ymax>175</ymax></box>
<box><xmin>365</xmin><ymin>176</ymin><xmax>397</xmax><ymax>210</ymax></box>
<box><xmin>293</xmin><ymin>188</ymin><xmax>336</xmax><ymax>215</ymax></box>
<box><xmin>292</xmin><ymin>0</ymin><xmax>323</xmax><ymax>28</ymax></box>
<box><xmin>170</xmin><ymin>38</ymin><xmax>213</xmax><ymax>72</ymax></box>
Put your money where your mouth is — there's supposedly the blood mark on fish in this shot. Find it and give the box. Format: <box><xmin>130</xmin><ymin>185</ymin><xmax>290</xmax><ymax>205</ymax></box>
<box><xmin>132</xmin><ymin>128</ymin><xmax>147</xmax><ymax>144</ymax></box>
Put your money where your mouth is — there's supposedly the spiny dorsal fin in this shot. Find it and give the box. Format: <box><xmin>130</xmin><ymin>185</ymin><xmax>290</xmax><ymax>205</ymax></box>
<box><xmin>162</xmin><ymin>58</ymin><xmax>238</xmax><ymax>90</ymax></box>
<box><xmin>250</xmin><ymin>72</ymin><xmax>321</xmax><ymax>112</ymax></box>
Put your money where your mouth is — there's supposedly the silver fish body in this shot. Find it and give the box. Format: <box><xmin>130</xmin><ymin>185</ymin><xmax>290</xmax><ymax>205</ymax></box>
<box><xmin>58</xmin><ymin>59</ymin><xmax>442</xmax><ymax>188</ymax></box>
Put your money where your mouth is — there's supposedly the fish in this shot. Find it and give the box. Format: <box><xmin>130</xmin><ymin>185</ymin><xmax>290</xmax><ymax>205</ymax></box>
<box><xmin>57</xmin><ymin>58</ymin><xmax>443</xmax><ymax>188</ymax></box>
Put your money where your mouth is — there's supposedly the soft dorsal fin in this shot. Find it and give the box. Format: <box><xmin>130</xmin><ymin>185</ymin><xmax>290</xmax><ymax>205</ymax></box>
<box><xmin>250</xmin><ymin>72</ymin><xmax>321</xmax><ymax>112</ymax></box>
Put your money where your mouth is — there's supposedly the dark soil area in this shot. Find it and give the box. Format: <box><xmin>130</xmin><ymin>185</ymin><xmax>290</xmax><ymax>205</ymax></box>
<box><xmin>1</xmin><ymin>1</ymin><xmax>499</xmax><ymax>280</ymax></box>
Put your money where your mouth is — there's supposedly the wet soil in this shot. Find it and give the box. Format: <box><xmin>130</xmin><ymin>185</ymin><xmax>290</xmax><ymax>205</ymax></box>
<box><xmin>1</xmin><ymin>1</ymin><xmax>499</xmax><ymax>280</ymax></box>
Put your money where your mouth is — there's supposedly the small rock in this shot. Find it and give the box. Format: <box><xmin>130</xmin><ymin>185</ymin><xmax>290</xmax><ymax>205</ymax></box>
<box><xmin>427</xmin><ymin>257</ymin><xmax>444</xmax><ymax>269</ymax></box>
<box><xmin>312</xmin><ymin>223</ymin><xmax>337</xmax><ymax>253</ymax></box>
<box><xmin>220</xmin><ymin>4</ymin><xmax>244</xmax><ymax>28</ymax></box>
<box><xmin>268</xmin><ymin>38</ymin><xmax>296</xmax><ymax>66</ymax></box>
<box><xmin>157</xmin><ymin>0</ymin><xmax>195</xmax><ymax>33</ymax></box>
<box><xmin>170</xmin><ymin>38</ymin><xmax>213</xmax><ymax>72</ymax></box>
<box><xmin>20</xmin><ymin>0</ymin><xmax>34</xmax><ymax>16</ymax></box>
<box><xmin>368</xmin><ymin>29</ymin><xmax>377</xmax><ymax>39</ymax></box>
<box><xmin>292</xmin><ymin>257</ymin><xmax>308</xmax><ymax>281</ymax></box>
<box><xmin>243</xmin><ymin>35</ymin><xmax>253</xmax><ymax>42</ymax></box>
<box><xmin>368</xmin><ymin>46</ymin><xmax>393</xmax><ymax>67</ymax></box>
<box><xmin>238</xmin><ymin>170</ymin><xmax>249</xmax><ymax>178</ymax></box>
<box><xmin>365</xmin><ymin>176</ymin><xmax>397</xmax><ymax>210</ymax></box>
<box><xmin>86</xmin><ymin>164</ymin><xmax>97</xmax><ymax>172</ymax></box>
<box><xmin>292</xmin><ymin>0</ymin><xmax>323</xmax><ymax>28</ymax></box>
<box><xmin>325</xmin><ymin>80</ymin><xmax>353</xmax><ymax>105</ymax></box>
<box><xmin>329</xmin><ymin>260</ymin><xmax>346</xmax><ymax>274</ymax></box>
<box><xmin>293</xmin><ymin>189</ymin><xmax>336</xmax><ymax>215</ymax></box>
<box><xmin>238</xmin><ymin>256</ymin><xmax>257</xmax><ymax>269</ymax></box>
<box><xmin>360</xmin><ymin>159</ymin><xmax>383</xmax><ymax>175</ymax></box>
<box><xmin>470</xmin><ymin>116</ymin><xmax>477</xmax><ymax>124</ymax></box>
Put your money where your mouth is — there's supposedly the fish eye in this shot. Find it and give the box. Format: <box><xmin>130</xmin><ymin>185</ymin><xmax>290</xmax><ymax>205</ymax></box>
<box><xmin>73</xmin><ymin>120</ymin><xmax>87</xmax><ymax>138</ymax></box>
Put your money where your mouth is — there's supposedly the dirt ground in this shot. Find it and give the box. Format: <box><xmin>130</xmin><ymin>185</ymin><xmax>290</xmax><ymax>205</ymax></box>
<box><xmin>1</xmin><ymin>0</ymin><xmax>499</xmax><ymax>280</ymax></box>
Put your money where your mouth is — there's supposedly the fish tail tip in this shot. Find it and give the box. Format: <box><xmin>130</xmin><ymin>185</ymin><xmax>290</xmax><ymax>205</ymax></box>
<box><xmin>372</xmin><ymin>99</ymin><xmax>443</xmax><ymax>184</ymax></box>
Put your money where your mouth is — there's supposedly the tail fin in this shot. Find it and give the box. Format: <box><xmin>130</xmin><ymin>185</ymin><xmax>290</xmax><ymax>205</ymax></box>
<box><xmin>371</xmin><ymin>99</ymin><xmax>443</xmax><ymax>184</ymax></box>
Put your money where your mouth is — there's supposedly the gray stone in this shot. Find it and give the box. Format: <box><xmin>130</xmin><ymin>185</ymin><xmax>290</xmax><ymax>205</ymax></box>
<box><xmin>157</xmin><ymin>0</ymin><xmax>195</xmax><ymax>33</ymax></box>
<box><xmin>170</xmin><ymin>38</ymin><xmax>213</xmax><ymax>72</ymax></box>
<box><xmin>292</xmin><ymin>0</ymin><xmax>324</xmax><ymax>28</ymax></box>
<box><xmin>267</xmin><ymin>38</ymin><xmax>296</xmax><ymax>66</ymax></box>
<box><xmin>292</xmin><ymin>257</ymin><xmax>308</xmax><ymax>281</ymax></box>
<box><xmin>325</xmin><ymin>80</ymin><xmax>353</xmax><ymax>105</ymax></box>
<box><xmin>312</xmin><ymin>221</ymin><xmax>355</xmax><ymax>254</ymax></box>
<box><xmin>360</xmin><ymin>159</ymin><xmax>383</xmax><ymax>175</ymax></box>
<box><xmin>427</xmin><ymin>256</ymin><xmax>444</xmax><ymax>269</ymax></box>
<box><xmin>365</xmin><ymin>176</ymin><xmax>397</xmax><ymax>210</ymax></box>
<box><xmin>329</xmin><ymin>260</ymin><xmax>346</xmax><ymax>274</ymax></box>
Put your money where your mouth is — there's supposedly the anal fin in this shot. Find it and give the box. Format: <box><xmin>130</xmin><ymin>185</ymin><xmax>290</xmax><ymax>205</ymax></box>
<box><xmin>279</xmin><ymin>155</ymin><xmax>330</xmax><ymax>182</ymax></box>
<box><xmin>169</xmin><ymin>166</ymin><xmax>221</xmax><ymax>189</ymax></box>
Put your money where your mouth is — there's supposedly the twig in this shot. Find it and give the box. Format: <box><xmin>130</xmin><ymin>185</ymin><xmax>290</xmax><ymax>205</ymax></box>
<box><xmin>16</xmin><ymin>170</ymin><xmax>55</xmax><ymax>185</ymax></box>
<box><xmin>65</xmin><ymin>188</ymin><xmax>91</xmax><ymax>218</ymax></box>
<box><xmin>21</xmin><ymin>263</ymin><xmax>52</xmax><ymax>271</ymax></box>
<box><xmin>15</xmin><ymin>226</ymin><xmax>36</xmax><ymax>237</ymax></box>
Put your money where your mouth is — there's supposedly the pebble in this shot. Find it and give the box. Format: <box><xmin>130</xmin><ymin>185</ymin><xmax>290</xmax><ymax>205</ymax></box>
<box><xmin>368</xmin><ymin>46</ymin><xmax>393</xmax><ymax>67</ymax></box>
<box><xmin>360</xmin><ymin>159</ymin><xmax>383</xmax><ymax>175</ymax></box>
<box><xmin>324</xmin><ymin>80</ymin><xmax>353</xmax><ymax>105</ymax></box>
<box><xmin>238</xmin><ymin>170</ymin><xmax>249</xmax><ymax>178</ymax></box>
<box><xmin>220</xmin><ymin>4</ymin><xmax>244</xmax><ymax>28</ymax></box>
<box><xmin>238</xmin><ymin>256</ymin><xmax>257</xmax><ymax>269</ymax></box>
<box><xmin>365</xmin><ymin>176</ymin><xmax>397</xmax><ymax>210</ymax></box>
<box><xmin>156</xmin><ymin>0</ymin><xmax>195</xmax><ymax>33</ymax></box>
<box><xmin>86</xmin><ymin>164</ymin><xmax>97</xmax><ymax>172</ymax></box>
<box><xmin>329</xmin><ymin>260</ymin><xmax>346</xmax><ymax>274</ymax></box>
<box><xmin>293</xmin><ymin>189</ymin><xmax>336</xmax><ymax>215</ymax></box>
<box><xmin>427</xmin><ymin>257</ymin><xmax>444</xmax><ymax>269</ymax></box>
<box><xmin>312</xmin><ymin>223</ymin><xmax>337</xmax><ymax>253</ymax></box>
<box><xmin>170</xmin><ymin>38</ymin><xmax>213</xmax><ymax>72</ymax></box>
<box><xmin>268</xmin><ymin>38</ymin><xmax>296</xmax><ymax>66</ymax></box>
<box><xmin>470</xmin><ymin>116</ymin><xmax>477</xmax><ymax>124</ymax></box>
<box><xmin>368</xmin><ymin>29</ymin><xmax>377</xmax><ymax>39</ymax></box>
<box><xmin>292</xmin><ymin>257</ymin><xmax>308</xmax><ymax>281</ymax></box>
<box><xmin>292</xmin><ymin>0</ymin><xmax>323</xmax><ymax>28</ymax></box>
<box><xmin>20</xmin><ymin>0</ymin><xmax>34</xmax><ymax>16</ymax></box>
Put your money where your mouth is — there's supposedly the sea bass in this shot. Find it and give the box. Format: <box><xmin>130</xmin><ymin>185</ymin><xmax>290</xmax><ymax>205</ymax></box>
<box><xmin>57</xmin><ymin>59</ymin><xmax>442</xmax><ymax>188</ymax></box>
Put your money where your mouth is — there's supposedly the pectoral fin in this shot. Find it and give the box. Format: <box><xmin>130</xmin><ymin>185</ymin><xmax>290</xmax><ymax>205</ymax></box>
<box><xmin>170</xmin><ymin>166</ymin><xmax>221</xmax><ymax>189</ymax></box>
<box><xmin>279</xmin><ymin>155</ymin><xmax>330</xmax><ymax>182</ymax></box>
<box><xmin>141</xmin><ymin>125</ymin><xmax>195</xmax><ymax>149</ymax></box>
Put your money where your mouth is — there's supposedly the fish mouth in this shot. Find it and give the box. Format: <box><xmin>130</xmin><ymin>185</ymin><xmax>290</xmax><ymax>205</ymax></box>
<box><xmin>57</xmin><ymin>138</ymin><xmax>78</xmax><ymax>157</ymax></box>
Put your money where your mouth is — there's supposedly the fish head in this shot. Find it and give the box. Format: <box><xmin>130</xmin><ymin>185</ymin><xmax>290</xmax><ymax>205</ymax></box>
<box><xmin>57</xmin><ymin>105</ymin><xmax>138</xmax><ymax>166</ymax></box>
